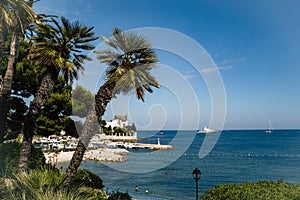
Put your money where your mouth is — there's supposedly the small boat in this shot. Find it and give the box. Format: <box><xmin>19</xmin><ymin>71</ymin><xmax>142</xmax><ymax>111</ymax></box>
<box><xmin>265</xmin><ymin>130</ymin><xmax>272</xmax><ymax>134</ymax></box>
<box><xmin>159</xmin><ymin>130</ymin><xmax>164</xmax><ymax>135</ymax></box>
<box><xmin>264</xmin><ymin>120</ymin><xmax>274</xmax><ymax>134</ymax></box>
<box><xmin>197</xmin><ymin>127</ymin><xmax>218</xmax><ymax>134</ymax></box>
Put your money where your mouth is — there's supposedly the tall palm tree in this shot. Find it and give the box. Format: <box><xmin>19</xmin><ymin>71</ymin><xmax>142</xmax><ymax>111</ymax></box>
<box><xmin>0</xmin><ymin>0</ymin><xmax>36</xmax><ymax>143</ymax></box>
<box><xmin>63</xmin><ymin>28</ymin><xmax>160</xmax><ymax>190</ymax></box>
<box><xmin>17</xmin><ymin>16</ymin><xmax>98</xmax><ymax>173</ymax></box>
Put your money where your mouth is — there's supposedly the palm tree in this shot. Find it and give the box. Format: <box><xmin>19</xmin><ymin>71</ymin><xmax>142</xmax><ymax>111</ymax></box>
<box><xmin>0</xmin><ymin>0</ymin><xmax>36</xmax><ymax>143</ymax></box>
<box><xmin>17</xmin><ymin>16</ymin><xmax>98</xmax><ymax>173</ymax></box>
<box><xmin>63</xmin><ymin>28</ymin><xmax>160</xmax><ymax>190</ymax></box>
<box><xmin>94</xmin><ymin>28</ymin><xmax>160</xmax><ymax>119</ymax></box>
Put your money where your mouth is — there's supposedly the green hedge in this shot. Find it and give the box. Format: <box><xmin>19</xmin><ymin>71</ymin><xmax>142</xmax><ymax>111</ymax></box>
<box><xmin>201</xmin><ymin>180</ymin><xmax>300</xmax><ymax>200</ymax></box>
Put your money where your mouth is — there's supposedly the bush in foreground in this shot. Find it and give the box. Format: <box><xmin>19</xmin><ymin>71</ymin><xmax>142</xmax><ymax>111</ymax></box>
<box><xmin>73</xmin><ymin>169</ymin><xmax>104</xmax><ymax>189</ymax></box>
<box><xmin>200</xmin><ymin>180</ymin><xmax>300</xmax><ymax>200</ymax></box>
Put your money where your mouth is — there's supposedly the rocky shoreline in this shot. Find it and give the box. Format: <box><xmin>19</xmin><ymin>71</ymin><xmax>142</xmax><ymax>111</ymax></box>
<box><xmin>44</xmin><ymin>148</ymin><xmax>129</xmax><ymax>165</ymax></box>
<box><xmin>84</xmin><ymin>148</ymin><xmax>128</xmax><ymax>162</ymax></box>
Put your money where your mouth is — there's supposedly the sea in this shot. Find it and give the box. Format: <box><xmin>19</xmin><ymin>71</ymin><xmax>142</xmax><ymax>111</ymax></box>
<box><xmin>59</xmin><ymin>130</ymin><xmax>300</xmax><ymax>200</ymax></box>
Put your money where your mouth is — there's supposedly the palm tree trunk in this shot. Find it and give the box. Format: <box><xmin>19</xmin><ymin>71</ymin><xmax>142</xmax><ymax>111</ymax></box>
<box><xmin>94</xmin><ymin>81</ymin><xmax>116</xmax><ymax>124</ymax></box>
<box><xmin>17</xmin><ymin>67</ymin><xmax>59</xmax><ymax>173</ymax></box>
<box><xmin>62</xmin><ymin>106</ymin><xmax>98</xmax><ymax>191</ymax></box>
<box><xmin>62</xmin><ymin>81</ymin><xmax>115</xmax><ymax>191</ymax></box>
<box><xmin>0</xmin><ymin>19</ymin><xmax>8</xmax><ymax>63</ymax></box>
<box><xmin>0</xmin><ymin>33</ymin><xmax>20</xmax><ymax>143</ymax></box>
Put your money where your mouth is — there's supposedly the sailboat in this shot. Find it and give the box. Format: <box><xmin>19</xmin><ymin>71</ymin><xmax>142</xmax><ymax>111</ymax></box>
<box><xmin>264</xmin><ymin>120</ymin><xmax>274</xmax><ymax>134</ymax></box>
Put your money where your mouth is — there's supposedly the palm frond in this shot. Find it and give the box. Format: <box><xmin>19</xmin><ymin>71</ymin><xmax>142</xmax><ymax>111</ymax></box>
<box><xmin>100</xmin><ymin>36</ymin><xmax>118</xmax><ymax>49</ymax></box>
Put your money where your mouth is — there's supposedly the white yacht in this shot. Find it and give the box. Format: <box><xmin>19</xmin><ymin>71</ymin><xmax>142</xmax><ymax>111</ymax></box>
<box><xmin>197</xmin><ymin>127</ymin><xmax>219</xmax><ymax>134</ymax></box>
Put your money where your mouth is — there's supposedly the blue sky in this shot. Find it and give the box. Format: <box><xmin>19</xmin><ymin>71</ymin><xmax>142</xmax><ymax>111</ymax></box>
<box><xmin>33</xmin><ymin>0</ymin><xmax>300</xmax><ymax>130</ymax></box>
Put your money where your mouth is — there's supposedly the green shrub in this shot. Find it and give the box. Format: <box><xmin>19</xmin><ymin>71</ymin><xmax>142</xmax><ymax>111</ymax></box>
<box><xmin>108</xmin><ymin>191</ymin><xmax>132</xmax><ymax>200</ymax></box>
<box><xmin>200</xmin><ymin>180</ymin><xmax>300</xmax><ymax>200</ymax></box>
<box><xmin>73</xmin><ymin>168</ymin><xmax>104</xmax><ymax>189</ymax></box>
<box><xmin>0</xmin><ymin>142</ymin><xmax>46</xmax><ymax>177</ymax></box>
<box><xmin>0</xmin><ymin>168</ymin><xmax>107</xmax><ymax>200</ymax></box>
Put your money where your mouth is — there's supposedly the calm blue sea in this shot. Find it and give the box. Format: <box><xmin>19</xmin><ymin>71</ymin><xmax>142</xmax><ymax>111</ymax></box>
<box><xmin>60</xmin><ymin>130</ymin><xmax>300</xmax><ymax>200</ymax></box>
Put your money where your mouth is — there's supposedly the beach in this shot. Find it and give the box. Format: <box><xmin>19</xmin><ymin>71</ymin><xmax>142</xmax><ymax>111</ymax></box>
<box><xmin>44</xmin><ymin>148</ymin><xmax>129</xmax><ymax>164</ymax></box>
<box><xmin>44</xmin><ymin>141</ymin><xmax>173</xmax><ymax>165</ymax></box>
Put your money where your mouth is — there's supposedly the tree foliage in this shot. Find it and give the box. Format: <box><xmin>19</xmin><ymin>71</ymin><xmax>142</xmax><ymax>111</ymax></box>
<box><xmin>12</xmin><ymin>39</ymin><xmax>46</xmax><ymax>97</ymax></box>
<box><xmin>200</xmin><ymin>180</ymin><xmax>300</xmax><ymax>200</ymax></box>
<box><xmin>36</xmin><ymin>76</ymin><xmax>73</xmax><ymax>136</ymax></box>
<box><xmin>72</xmin><ymin>84</ymin><xmax>94</xmax><ymax>118</ymax></box>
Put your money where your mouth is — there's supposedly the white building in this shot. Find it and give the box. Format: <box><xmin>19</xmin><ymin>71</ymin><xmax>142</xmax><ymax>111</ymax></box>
<box><xmin>105</xmin><ymin>115</ymin><xmax>128</xmax><ymax>129</ymax></box>
<box><xmin>103</xmin><ymin>115</ymin><xmax>137</xmax><ymax>140</ymax></box>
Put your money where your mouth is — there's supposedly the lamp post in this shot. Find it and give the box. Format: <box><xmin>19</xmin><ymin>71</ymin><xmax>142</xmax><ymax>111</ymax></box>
<box><xmin>192</xmin><ymin>167</ymin><xmax>201</xmax><ymax>200</ymax></box>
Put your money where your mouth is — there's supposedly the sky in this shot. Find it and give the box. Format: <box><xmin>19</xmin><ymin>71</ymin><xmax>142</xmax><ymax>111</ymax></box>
<box><xmin>33</xmin><ymin>0</ymin><xmax>300</xmax><ymax>130</ymax></box>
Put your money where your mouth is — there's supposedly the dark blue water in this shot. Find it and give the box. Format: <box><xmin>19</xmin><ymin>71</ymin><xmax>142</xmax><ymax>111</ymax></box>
<box><xmin>60</xmin><ymin>130</ymin><xmax>300</xmax><ymax>200</ymax></box>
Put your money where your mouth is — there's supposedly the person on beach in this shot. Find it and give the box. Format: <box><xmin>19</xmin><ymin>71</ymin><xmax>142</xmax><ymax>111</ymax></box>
<box><xmin>48</xmin><ymin>156</ymin><xmax>53</xmax><ymax>166</ymax></box>
<box><xmin>53</xmin><ymin>152</ymin><xmax>58</xmax><ymax>166</ymax></box>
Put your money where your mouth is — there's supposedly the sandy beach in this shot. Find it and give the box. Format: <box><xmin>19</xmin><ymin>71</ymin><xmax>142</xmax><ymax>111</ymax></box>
<box><xmin>44</xmin><ymin>148</ymin><xmax>129</xmax><ymax>165</ymax></box>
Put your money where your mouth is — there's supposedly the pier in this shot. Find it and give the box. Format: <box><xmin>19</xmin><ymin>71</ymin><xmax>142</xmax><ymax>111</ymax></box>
<box><xmin>117</xmin><ymin>142</ymin><xmax>174</xmax><ymax>150</ymax></box>
<box><xmin>132</xmin><ymin>143</ymin><xmax>173</xmax><ymax>150</ymax></box>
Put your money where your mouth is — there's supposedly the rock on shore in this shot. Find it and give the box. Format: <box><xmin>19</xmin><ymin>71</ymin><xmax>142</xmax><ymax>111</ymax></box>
<box><xmin>84</xmin><ymin>148</ymin><xmax>128</xmax><ymax>162</ymax></box>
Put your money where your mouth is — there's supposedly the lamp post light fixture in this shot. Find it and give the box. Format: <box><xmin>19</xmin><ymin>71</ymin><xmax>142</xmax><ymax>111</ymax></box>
<box><xmin>192</xmin><ymin>167</ymin><xmax>201</xmax><ymax>200</ymax></box>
